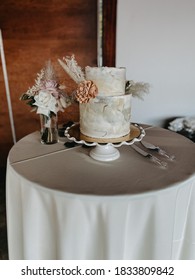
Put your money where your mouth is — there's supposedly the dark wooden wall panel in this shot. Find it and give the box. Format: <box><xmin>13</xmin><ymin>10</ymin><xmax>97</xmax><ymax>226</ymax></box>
<box><xmin>102</xmin><ymin>0</ymin><xmax>117</xmax><ymax>66</ymax></box>
<box><xmin>0</xmin><ymin>0</ymin><xmax>97</xmax><ymax>166</ymax></box>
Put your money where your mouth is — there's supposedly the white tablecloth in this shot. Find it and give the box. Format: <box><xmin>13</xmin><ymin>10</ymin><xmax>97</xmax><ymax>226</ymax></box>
<box><xmin>6</xmin><ymin>125</ymin><xmax>195</xmax><ymax>259</ymax></box>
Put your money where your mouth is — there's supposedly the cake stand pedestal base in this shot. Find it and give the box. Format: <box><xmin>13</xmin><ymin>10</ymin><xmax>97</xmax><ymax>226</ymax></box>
<box><xmin>65</xmin><ymin>123</ymin><xmax>145</xmax><ymax>162</ymax></box>
<box><xmin>89</xmin><ymin>144</ymin><xmax>120</xmax><ymax>162</ymax></box>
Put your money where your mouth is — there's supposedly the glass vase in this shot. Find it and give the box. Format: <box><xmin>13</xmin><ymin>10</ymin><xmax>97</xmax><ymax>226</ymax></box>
<box><xmin>40</xmin><ymin>114</ymin><xmax>58</xmax><ymax>144</ymax></box>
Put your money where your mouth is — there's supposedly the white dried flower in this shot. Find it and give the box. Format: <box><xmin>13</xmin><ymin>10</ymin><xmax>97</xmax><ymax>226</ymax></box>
<box><xmin>58</xmin><ymin>54</ymin><xmax>85</xmax><ymax>84</ymax></box>
<box><xmin>125</xmin><ymin>80</ymin><xmax>150</xmax><ymax>100</ymax></box>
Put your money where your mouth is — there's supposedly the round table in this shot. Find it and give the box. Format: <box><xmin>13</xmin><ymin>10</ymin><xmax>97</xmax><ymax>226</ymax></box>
<box><xmin>6</xmin><ymin>125</ymin><xmax>195</xmax><ymax>259</ymax></box>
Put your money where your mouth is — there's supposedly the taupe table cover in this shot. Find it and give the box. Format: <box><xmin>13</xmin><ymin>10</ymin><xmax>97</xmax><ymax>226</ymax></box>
<box><xmin>6</xmin><ymin>125</ymin><xmax>195</xmax><ymax>259</ymax></box>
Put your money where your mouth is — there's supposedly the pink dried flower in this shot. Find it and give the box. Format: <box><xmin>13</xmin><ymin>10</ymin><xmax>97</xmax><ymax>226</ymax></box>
<box><xmin>42</xmin><ymin>80</ymin><xmax>58</xmax><ymax>90</ymax></box>
<box><xmin>40</xmin><ymin>80</ymin><xmax>60</xmax><ymax>98</ymax></box>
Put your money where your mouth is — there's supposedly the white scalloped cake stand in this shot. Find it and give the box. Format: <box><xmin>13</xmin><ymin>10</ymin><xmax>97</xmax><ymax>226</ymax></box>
<box><xmin>65</xmin><ymin>123</ymin><xmax>145</xmax><ymax>162</ymax></box>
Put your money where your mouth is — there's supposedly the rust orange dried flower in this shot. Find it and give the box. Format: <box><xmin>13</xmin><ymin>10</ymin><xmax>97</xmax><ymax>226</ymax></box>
<box><xmin>75</xmin><ymin>80</ymin><xmax>98</xmax><ymax>103</ymax></box>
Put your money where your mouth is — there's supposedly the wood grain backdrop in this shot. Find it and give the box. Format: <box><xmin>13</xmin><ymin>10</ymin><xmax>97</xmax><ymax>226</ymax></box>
<box><xmin>0</xmin><ymin>0</ymin><xmax>97</xmax><ymax>166</ymax></box>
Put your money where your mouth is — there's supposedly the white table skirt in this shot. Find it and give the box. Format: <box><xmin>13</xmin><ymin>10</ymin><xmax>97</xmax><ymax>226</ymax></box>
<box><xmin>6</xmin><ymin>125</ymin><xmax>195</xmax><ymax>259</ymax></box>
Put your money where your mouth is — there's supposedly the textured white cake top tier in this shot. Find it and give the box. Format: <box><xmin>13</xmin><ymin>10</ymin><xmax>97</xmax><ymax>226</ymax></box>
<box><xmin>85</xmin><ymin>66</ymin><xmax>126</xmax><ymax>96</ymax></box>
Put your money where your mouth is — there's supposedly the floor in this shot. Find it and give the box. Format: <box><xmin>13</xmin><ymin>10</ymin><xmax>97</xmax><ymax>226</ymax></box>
<box><xmin>0</xmin><ymin>168</ymin><xmax>8</xmax><ymax>260</ymax></box>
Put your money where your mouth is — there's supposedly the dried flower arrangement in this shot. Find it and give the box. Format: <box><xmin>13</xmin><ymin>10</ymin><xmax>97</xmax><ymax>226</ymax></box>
<box><xmin>58</xmin><ymin>55</ymin><xmax>98</xmax><ymax>103</ymax></box>
<box><xmin>125</xmin><ymin>80</ymin><xmax>150</xmax><ymax>100</ymax></box>
<box><xmin>58</xmin><ymin>54</ymin><xmax>149</xmax><ymax>102</ymax></box>
<box><xmin>20</xmin><ymin>60</ymin><xmax>71</xmax><ymax>117</ymax></box>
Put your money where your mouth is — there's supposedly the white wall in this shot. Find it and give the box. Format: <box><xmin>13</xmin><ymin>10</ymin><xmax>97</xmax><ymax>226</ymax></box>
<box><xmin>116</xmin><ymin>0</ymin><xmax>195</xmax><ymax>127</ymax></box>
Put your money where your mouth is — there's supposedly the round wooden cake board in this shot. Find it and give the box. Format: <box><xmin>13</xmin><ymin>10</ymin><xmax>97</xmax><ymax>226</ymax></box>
<box><xmin>68</xmin><ymin>123</ymin><xmax>142</xmax><ymax>144</ymax></box>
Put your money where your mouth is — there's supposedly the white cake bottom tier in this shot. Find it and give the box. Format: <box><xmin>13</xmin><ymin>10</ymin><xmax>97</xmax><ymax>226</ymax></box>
<box><xmin>79</xmin><ymin>93</ymin><xmax>132</xmax><ymax>139</ymax></box>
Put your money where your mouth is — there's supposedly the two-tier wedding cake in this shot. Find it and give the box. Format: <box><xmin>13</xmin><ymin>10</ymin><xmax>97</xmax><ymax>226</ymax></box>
<box><xmin>58</xmin><ymin>55</ymin><xmax>148</xmax><ymax>143</ymax></box>
<box><xmin>79</xmin><ymin>66</ymin><xmax>131</xmax><ymax>142</ymax></box>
